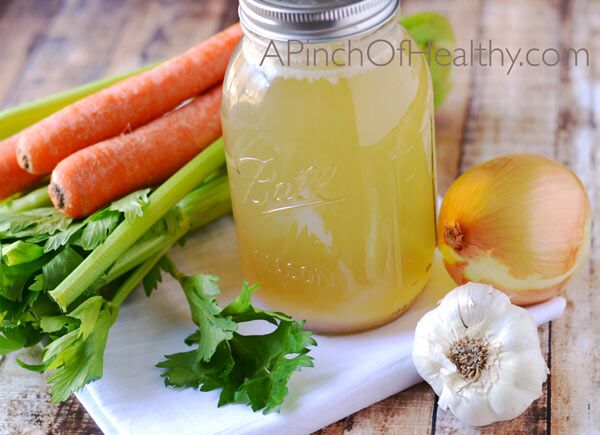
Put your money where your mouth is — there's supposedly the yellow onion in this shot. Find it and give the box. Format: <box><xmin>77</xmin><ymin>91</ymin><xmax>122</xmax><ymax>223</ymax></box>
<box><xmin>438</xmin><ymin>154</ymin><xmax>591</xmax><ymax>306</ymax></box>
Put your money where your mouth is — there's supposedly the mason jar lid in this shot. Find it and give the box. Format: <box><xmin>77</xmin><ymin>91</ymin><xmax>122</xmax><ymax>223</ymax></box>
<box><xmin>238</xmin><ymin>0</ymin><xmax>401</xmax><ymax>42</ymax></box>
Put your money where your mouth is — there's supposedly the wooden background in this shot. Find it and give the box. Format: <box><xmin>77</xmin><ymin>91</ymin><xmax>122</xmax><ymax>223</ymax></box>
<box><xmin>0</xmin><ymin>0</ymin><xmax>598</xmax><ymax>433</ymax></box>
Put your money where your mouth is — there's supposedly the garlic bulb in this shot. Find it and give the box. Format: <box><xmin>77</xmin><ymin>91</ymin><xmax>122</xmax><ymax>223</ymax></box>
<box><xmin>438</xmin><ymin>154</ymin><xmax>591</xmax><ymax>306</ymax></box>
<box><xmin>412</xmin><ymin>282</ymin><xmax>548</xmax><ymax>426</ymax></box>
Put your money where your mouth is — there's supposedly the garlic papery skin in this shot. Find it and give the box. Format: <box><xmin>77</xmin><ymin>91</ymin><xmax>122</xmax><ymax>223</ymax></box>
<box><xmin>438</xmin><ymin>154</ymin><xmax>591</xmax><ymax>306</ymax></box>
<box><xmin>412</xmin><ymin>282</ymin><xmax>549</xmax><ymax>426</ymax></box>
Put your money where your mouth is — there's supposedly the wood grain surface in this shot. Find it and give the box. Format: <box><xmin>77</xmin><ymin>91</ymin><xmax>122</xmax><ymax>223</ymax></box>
<box><xmin>0</xmin><ymin>0</ymin><xmax>598</xmax><ymax>434</ymax></box>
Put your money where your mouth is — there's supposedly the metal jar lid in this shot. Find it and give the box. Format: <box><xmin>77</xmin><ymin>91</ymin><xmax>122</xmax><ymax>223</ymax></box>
<box><xmin>238</xmin><ymin>0</ymin><xmax>401</xmax><ymax>42</ymax></box>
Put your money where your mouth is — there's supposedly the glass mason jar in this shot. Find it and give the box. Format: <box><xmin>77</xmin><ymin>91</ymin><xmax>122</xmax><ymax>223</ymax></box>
<box><xmin>222</xmin><ymin>0</ymin><xmax>437</xmax><ymax>333</ymax></box>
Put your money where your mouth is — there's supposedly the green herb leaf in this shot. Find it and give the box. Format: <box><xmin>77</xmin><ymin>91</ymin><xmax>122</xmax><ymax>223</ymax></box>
<box><xmin>142</xmin><ymin>256</ymin><xmax>171</xmax><ymax>297</ymax></box>
<box><xmin>0</xmin><ymin>208</ymin><xmax>70</xmax><ymax>239</ymax></box>
<box><xmin>0</xmin><ymin>289</ymin><xmax>42</xmax><ymax>323</ymax></box>
<box><xmin>0</xmin><ymin>256</ymin><xmax>46</xmax><ymax>302</ymax></box>
<box><xmin>40</xmin><ymin>315</ymin><xmax>74</xmax><ymax>334</ymax></box>
<box><xmin>110</xmin><ymin>189</ymin><xmax>151</xmax><ymax>224</ymax></box>
<box><xmin>158</xmin><ymin>342</ymin><xmax>234</xmax><ymax>392</ymax></box>
<box><xmin>181</xmin><ymin>274</ymin><xmax>237</xmax><ymax>361</ymax></box>
<box><xmin>230</xmin><ymin>323</ymin><xmax>315</xmax><ymax>412</ymax></box>
<box><xmin>0</xmin><ymin>325</ymin><xmax>43</xmax><ymax>355</ymax></box>
<box><xmin>79</xmin><ymin>212</ymin><xmax>120</xmax><ymax>251</ymax></box>
<box><xmin>16</xmin><ymin>358</ymin><xmax>48</xmax><ymax>372</ymax></box>
<box><xmin>29</xmin><ymin>274</ymin><xmax>44</xmax><ymax>292</ymax></box>
<box><xmin>222</xmin><ymin>282</ymin><xmax>292</xmax><ymax>324</ymax></box>
<box><xmin>0</xmin><ymin>328</ymin><xmax>29</xmax><ymax>355</ymax></box>
<box><xmin>42</xmin><ymin>296</ymin><xmax>117</xmax><ymax>403</ymax></box>
<box><xmin>42</xmin><ymin>247</ymin><xmax>84</xmax><ymax>292</ymax></box>
<box><xmin>44</xmin><ymin>222</ymin><xmax>85</xmax><ymax>253</ymax></box>
<box><xmin>158</xmin><ymin>271</ymin><xmax>316</xmax><ymax>413</ymax></box>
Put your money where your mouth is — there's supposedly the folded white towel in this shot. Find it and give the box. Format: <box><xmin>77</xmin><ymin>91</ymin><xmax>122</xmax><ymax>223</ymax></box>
<box><xmin>77</xmin><ymin>217</ymin><xmax>565</xmax><ymax>435</ymax></box>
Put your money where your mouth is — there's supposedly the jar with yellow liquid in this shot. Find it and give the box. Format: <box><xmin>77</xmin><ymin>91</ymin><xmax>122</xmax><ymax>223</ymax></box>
<box><xmin>222</xmin><ymin>0</ymin><xmax>437</xmax><ymax>333</ymax></box>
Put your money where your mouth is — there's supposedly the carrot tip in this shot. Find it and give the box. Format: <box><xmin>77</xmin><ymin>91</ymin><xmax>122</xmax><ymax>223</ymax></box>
<box><xmin>50</xmin><ymin>183</ymin><xmax>65</xmax><ymax>210</ymax></box>
<box><xmin>19</xmin><ymin>153</ymin><xmax>30</xmax><ymax>170</ymax></box>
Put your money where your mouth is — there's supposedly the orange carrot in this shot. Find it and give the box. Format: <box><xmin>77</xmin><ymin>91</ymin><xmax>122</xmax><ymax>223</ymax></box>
<box><xmin>18</xmin><ymin>23</ymin><xmax>241</xmax><ymax>175</ymax></box>
<box><xmin>49</xmin><ymin>86</ymin><xmax>223</xmax><ymax>218</ymax></box>
<box><xmin>0</xmin><ymin>134</ymin><xmax>42</xmax><ymax>199</ymax></box>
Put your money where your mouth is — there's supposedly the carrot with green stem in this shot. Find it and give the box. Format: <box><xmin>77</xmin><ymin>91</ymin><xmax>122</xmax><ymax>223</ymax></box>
<box><xmin>18</xmin><ymin>23</ymin><xmax>241</xmax><ymax>174</ymax></box>
<box><xmin>50</xmin><ymin>85</ymin><xmax>223</xmax><ymax>218</ymax></box>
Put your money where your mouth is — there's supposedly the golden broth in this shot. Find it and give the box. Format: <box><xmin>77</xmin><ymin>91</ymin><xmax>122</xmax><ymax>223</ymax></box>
<box><xmin>222</xmin><ymin>25</ymin><xmax>437</xmax><ymax>332</ymax></box>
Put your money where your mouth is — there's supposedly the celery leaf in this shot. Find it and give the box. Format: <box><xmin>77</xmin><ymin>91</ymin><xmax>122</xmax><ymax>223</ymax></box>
<box><xmin>110</xmin><ymin>189</ymin><xmax>151</xmax><ymax>224</ymax></box>
<box><xmin>158</xmin><ymin>272</ymin><xmax>316</xmax><ymax>413</ymax></box>
<box><xmin>0</xmin><ymin>208</ymin><xmax>71</xmax><ymax>239</ymax></box>
<box><xmin>181</xmin><ymin>274</ymin><xmax>237</xmax><ymax>361</ymax></box>
<box><xmin>79</xmin><ymin>212</ymin><xmax>120</xmax><ymax>251</ymax></box>
<box><xmin>44</xmin><ymin>222</ymin><xmax>85</xmax><ymax>253</ymax></box>
<box><xmin>0</xmin><ymin>325</ymin><xmax>43</xmax><ymax>355</ymax></box>
<box><xmin>42</xmin><ymin>247</ymin><xmax>84</xmax><ymax>291</ymax></box>
<box><xmin>142</xmin><ymin>256</ymin><xmax>170</xmax><ymax>297</ymax></box>
<box><xmin>42</xmin><ymin>296</ymin><xmax>117</xmax><ymax>403</ymax></box>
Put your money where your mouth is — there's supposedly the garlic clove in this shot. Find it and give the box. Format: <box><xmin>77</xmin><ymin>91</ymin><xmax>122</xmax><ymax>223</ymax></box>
<box><xmin>441</xmin><ymin>387</ymin><xmax>498</xmax><ymax>426</ymax></box>
<box><xmin>487</xmin><ymin>354</ymin><xmax>547</xmax><ymax>419</ymax></box>
<box><xmin>412</xmin><ymin>282</ymin><xmax>548</xmax><ymax>426</ymax></box>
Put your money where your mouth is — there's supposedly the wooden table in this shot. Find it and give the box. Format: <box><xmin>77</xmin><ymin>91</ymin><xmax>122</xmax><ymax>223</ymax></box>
<box><xmin>0</xmin><ymin>0</ymin><xmax>597</xmax><ymax>433</ymax></box>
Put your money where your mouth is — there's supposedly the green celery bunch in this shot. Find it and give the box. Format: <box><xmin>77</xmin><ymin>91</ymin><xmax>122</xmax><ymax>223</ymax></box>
<box><xmin>0</xmin><ymin>164</ymin><xmax>316</xmax><ymax>409</ymax></box>
<box><xmin>0</xmin><ymin>164</ymin><xmax>232</xmax><ymax>402</ymax></box>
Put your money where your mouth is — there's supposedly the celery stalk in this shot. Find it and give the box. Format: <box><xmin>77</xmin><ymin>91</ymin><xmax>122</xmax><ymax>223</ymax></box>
<box><xmin>91</xmin><ymin>175</ymin><xmax>231</xmax><ymax>290</ymax></box>
<box><xmin>0</xmin><ymin>63</ymin><xmax>158</xmax><ymax>140</ymax></box>
<box><xmin>178</xmin><ymin>175</ymin><xmax>231</xmax><ymax>232</ymax></box>
<box><xmin>50</xmin><ymin>139</ymin><xmax>226</xmax><ymax>310</ymax></box>
<box><xmin>0</xmin><ymin>185</ymin><xmax>51</xmax><ymax>214</ymax></box>
<box><xmin>111</xmin><ymin>250</ymin><xmax>169</xmax><ymax>307</ymax></box>
<box><xmin>110</xmin><ymin>178</ymin><xmax>231</xmax><ymax>308</ymax></box>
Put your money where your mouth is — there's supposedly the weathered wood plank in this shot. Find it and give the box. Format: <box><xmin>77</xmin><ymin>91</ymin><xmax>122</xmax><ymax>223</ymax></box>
<box><xmin>102</xmin><ymin>0</ymin><xmax>238</xmax><ymax>76</ymax></box>
<box><xmin>0</xmin><ymin>0</ymin><xmax>62</xmax><ymax>106</ymax></box>
<box><xmin>551</xmin><ymin>0</ymin><xmax>600</xmax><ymax>433</ymax></box>
<box><xmin>319</xmin><ymin>383</ymin><xmax>436</xmax><ymax>435</ymax></box>
<box><xmin>2</xmin><ymin>0</ymin><xmax>142</xmax><ymax>106</ymax></box>
<box><xmin>48</xmin><ymin>396</ymin><xmax>100</xmax><ymax>435</ymax></box>
<box><xmin>458</xmin><ymin>0</ymin><xmax>563</xmax><ymax>167</ymax></box>
<box><xmin>403</xmin><ymin>0</ymin><xmax>484</xmax><ymax>194</ymax></box>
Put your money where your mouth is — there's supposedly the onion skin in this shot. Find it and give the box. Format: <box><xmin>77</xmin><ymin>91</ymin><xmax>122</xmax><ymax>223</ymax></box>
<box><xmin>438</xmin><ymin>154</ymin><xmax>591</xmax><ymax>306</ymax></box>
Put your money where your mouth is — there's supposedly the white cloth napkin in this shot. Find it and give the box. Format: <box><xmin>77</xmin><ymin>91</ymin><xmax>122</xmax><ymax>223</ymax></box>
<box><xmin>77</xmin><ymin>216</ymin><xmax>566</xmax><ymax>435</ymax></box>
